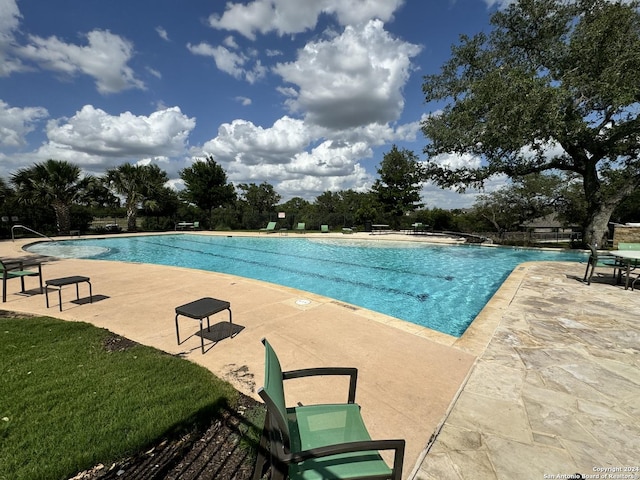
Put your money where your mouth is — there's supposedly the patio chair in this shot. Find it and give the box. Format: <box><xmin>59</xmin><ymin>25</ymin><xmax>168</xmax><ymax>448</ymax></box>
<box><xmin>252</xmin><ymin>338</ymin><xmax>405</xmax><ymax>480</ymax></box>
<box><xmin>583</xmin><ymin>244</ymin><xmax>620</xmax><ymax>285</ymax></box>
<box><xmin>1</xmin><ymin>258</ymin><xmax>44</xmax><ymax>302</ymax></box>
<box><xmin>260</xmin><ymin>221</ymin><xmax>278</xmax><ymax>234</ymax></box>
<box><xmin>294</xmin><ymin>222</ymin><xmax>306</xmax><ymax>234</ymax></box>
<box><xmin>320</xmin><ymin>224</ymin><xmax>329</xmax><ymax>233</ymax></box>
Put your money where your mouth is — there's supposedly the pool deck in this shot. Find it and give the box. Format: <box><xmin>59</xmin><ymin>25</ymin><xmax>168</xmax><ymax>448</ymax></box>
<box><xmin>2</xmin><ymin>232</ymin><xmax>639</xmax><ymax>479</ymax></box>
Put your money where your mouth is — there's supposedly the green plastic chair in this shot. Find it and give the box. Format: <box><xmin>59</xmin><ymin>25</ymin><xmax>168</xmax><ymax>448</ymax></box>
<box><xmin>1</xmin><ymin>259</ymin><xmax>43</xmax><ymax>302</ymax></box>
<box><xmin>320</xmin><ymin>224</ymin><xmax>329</xmax><ymax>233</ymax></box>
<box><xmin>583</xmin><ymin>244</ymin><xmax>620</xmax><ymax>285</ymax></box>
<box><xmin>295</xmin><ymin>223</ymin><xmax>306</xmax><ymax>234</ymax></box>
<box><xmin>253</xmin><ymin>338</ymin><xmax>405</xmax><ymax>480</ymax></box>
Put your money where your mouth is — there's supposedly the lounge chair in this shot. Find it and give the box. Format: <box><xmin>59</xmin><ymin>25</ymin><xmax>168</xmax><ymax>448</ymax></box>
<box><xmin>294</xmin><ymin>222</ymin><xmax>305</xmax><ymax>234</ymax></box>
<box><xmin>252</xmin><ymin>338</ymin><xmax>405</xmax><ymax>480</ymax></box>
<box><xmin>260</xmin><ymin>221</ymin><xmax>277</xmax><ymax>234</ymax></box>
<box><xmin>320</xmin><ymin>224</ymin><xmax>329</xmax><ymax>233</ymax></box>
<box><xmin>411</xmin><ymin>222</ymin><xmax>428</xmax><ymax>234</ymax></box>
<box><xmin>583</xmin><ymin>244</ymin><xmax>620</xmax><ymax>285</ymax></box>
<box><xmin>1</xmin><ymin>258</ymin><xmax>44</xmax><ymax>302</ymax></box>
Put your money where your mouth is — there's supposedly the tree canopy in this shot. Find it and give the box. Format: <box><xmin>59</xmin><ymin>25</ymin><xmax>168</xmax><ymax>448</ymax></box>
<box><xmin>12</xmin><ymin>159</ymin><xmax>83</xmax><ymax>233</ymax></box>
<box><xmin>104</xmin><ymin>163</ymin><xmax>169</xmax><ymax>232</ymax></box>
<box><xmin>179</xmin><ymin>156</ymin><xmax>236</xmax><ymax>212</ymax></box>
<box><xmin>371</xmin><ymin>145</ymin><xmax>423</xmax><ymax>229</ymax></box>
<box><xmin>421</xmin><ymin>0</ymin><xmax>640</xmax><ymax>245</ymax></box>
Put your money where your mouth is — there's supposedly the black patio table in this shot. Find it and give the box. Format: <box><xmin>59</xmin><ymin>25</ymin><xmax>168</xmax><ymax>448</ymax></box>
<box><xmin>45</xmin><ymin>275</ymin><xmax>92</xmax><ymax>311</ymax></box>
<box><xmin>175</xmin><ymin>297</ymin><xmax>232</xmax><ymax>354</ymax></box>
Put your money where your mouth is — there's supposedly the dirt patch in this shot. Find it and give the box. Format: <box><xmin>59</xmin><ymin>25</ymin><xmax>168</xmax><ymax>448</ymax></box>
<box><xmin>102</xmin><ymin>334</ymin><xmax>139</xmax><ymax>352</ymax></box>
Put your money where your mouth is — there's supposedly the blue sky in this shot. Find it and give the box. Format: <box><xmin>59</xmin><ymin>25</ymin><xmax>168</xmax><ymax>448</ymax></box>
<box><xmin>0</xmin><ymin>0</ymin><xmax>511</xmax><ymax>208</ymax></box>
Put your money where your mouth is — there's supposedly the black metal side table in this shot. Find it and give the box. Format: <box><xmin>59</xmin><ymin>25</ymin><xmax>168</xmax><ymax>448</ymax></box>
<box><xmin>45</xmin><ymin>276</ymin><xmax>92</xmax><ymax>311</ymax></box>
<box><xmin>175</xmin><ymin>297</ymin><xmax>232</xmax><ymax>354</ymax></box>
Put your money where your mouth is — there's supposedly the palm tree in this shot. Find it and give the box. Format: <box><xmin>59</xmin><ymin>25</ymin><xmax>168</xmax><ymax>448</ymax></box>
<box><xmin>104</xmin><ymin>163</ymin><xmax>168</xmax><ymax>232</ymax></box>
<box><xmin>12</xmin><ymin>159</ymin><xmax>82</xmax><ymax>234</ymax></box>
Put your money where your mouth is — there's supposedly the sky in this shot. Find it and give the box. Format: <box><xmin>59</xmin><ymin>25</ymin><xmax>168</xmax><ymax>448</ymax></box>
<box><xmin>0</xmin><ymin>0</ymin><xmax>513</xmax><ymax>209</ymax></box>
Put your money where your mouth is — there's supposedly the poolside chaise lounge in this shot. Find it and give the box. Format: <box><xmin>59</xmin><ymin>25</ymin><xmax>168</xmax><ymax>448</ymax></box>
<box><xmin>252</xmin><ymin>338</ymin><xmax>405</xmax><ymax>480</ymax></box>
<box><xmin>294</xmin><ymin>222</ymin><xmax>305</xmax><ymax>233</ymax></box>
<box><xmin>320</xmin><ymin>224</ymin><xmax>329</xmax><ymax>233</ymax></box>
<box><xmin>260</xmin><ymin>221</ymin><xmax>278</xmax><ymax>234</ymax></box>
<box><xmin>1</xmin><ymin>258</ymin><xmax>43</xmax><ymax>302</ymax></box>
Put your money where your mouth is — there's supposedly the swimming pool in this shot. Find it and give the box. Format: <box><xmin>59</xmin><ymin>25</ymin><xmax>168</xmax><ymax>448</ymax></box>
<box><xmin>26</xmin><ymin>234</ymin><xmax>585</xmax><ymax>337</ymax></box>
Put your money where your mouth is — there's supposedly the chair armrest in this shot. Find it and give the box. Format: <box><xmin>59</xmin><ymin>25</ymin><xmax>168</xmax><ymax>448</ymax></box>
<box><xmin>283</xmin><ymin>367</ymin><xmax>358</xmax><ymax>403</ymax></box>
<box><xmin>285</xmin><ymin>439</ymin><xmax>405</xmax><ymax>480</ymax></box>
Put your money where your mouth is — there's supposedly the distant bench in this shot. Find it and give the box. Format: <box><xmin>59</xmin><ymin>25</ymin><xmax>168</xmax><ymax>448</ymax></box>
<box><xmin>371</xmin><ymin>224</ymin><xmax>391</xmax><ymax>234</ymax></box>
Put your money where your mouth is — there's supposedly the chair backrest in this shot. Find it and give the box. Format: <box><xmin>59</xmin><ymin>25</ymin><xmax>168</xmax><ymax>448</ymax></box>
<box><xmin>296</xmin><ymin>223</ymin><xmax>305</xmax><ymax>229</ymax></box>
<box><xmin>321</xmin><ymin>224</ymin><xmax>329</xmax><ymax>232</ymax></box>
<box><xmin>618</xmin><ymin>242</ymin><xmax>640</xmax><ymax>250</ymax></box>
<box><xmin>193</xmin><ymin>221</ymin><xmax>199</xmax><ymax>228</ymax></box>
<box><xmin>258</xmin><ymin>338</ymin><xmax>291</xmax><ymax>448</ymax></box>
<box><xmin>266</xmin><ymin>221</ymin><xmax>277</xmax><ymax>230</ymax></box>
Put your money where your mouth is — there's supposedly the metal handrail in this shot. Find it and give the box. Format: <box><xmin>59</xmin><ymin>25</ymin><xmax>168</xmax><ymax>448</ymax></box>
<box><xmin>11</xmin><ymin>224</ymin><xmax>55</xmax><ymax>242</ymax></box>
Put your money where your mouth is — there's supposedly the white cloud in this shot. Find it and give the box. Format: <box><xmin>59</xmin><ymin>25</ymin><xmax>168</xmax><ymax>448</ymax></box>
<box><xmin>37</xmin><ymin>105</ymin><xmax>195</xmax><ymax>172</ymax></box>
<box><xmin>483</xmin><ymin>0</ymin><xmax>515</xmax><ymax>7</ymax></box>
<box><xmin>156</xmin><ymin>26</ymin><xmax>170</xmax><ymax>41</ymax></box>
<box><xmin>16</xmin><ymin>29</ymin><xmax>144</xmax><ymax>94</ymax></box>
<box><xmin>208</xmin><ymin>0</ymin><xmax>405</xmax><ymax>40</ymax></box>
<box><xmin>0</xmin><ymin>0</ymin><xmax>20</xmax><ymax>37</ymax></box>
<box><xmin>197</xmin><ymin>115</ymin><xmax>381</xmax><ymax>200</ymax></box>
<box><xmin>274</xmin><ymin>20</ymin><xmax>421</xmax><ymax>129</ymax></box>
<box><xmin>223</xmin><ymin>35</ymin><xmax>239</xmax><ymax>49</ymax></box>
<box><xmin>147</xmin><ymin>67</ymin><xmax>162</xmax><ymax>79</ymax></box>
<box><xmin>235</xmin><ymin>96</ymin><xmax>252</xmax><ymax>106</ymax></box>
<box><xmin>420</xmin><ymin>183</ymin><xmax>478</xmax><ymax>210</ymax></box>
<box><xmin>187</xmin><ymin>42</ymin><xmax>267</xmax><ymax>83</ymax></box>
<box><xmin>0</xmin><ymin>0</ymin><xmax>26</xmax><ymax>75</ymax></box>
<box><xmin>201</xmin><ymin>116</ymin><xmax>312</xmax><ymax>166</ymax></box>
<box><xmin>430</xmin><ymin>152</ymin><xmax>482</xmax><ymax>170</ymax></box>
<box><xmin>0</xmin><ymin>100</ymin><xmax>48</xmax><ymax>147</ymax></box>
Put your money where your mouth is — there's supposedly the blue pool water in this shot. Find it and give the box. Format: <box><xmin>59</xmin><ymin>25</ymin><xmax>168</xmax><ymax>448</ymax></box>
<box><xmin>27</xmin><ymin>234</ymin><xmax>585</xmax><ymax>337</ymax></box>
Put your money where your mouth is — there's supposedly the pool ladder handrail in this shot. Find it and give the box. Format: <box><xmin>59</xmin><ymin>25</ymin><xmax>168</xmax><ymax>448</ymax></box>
<box><xmin>11</xmin><ymin>224</ymin><xmax>55</xmax><ymax>242</ymax></box>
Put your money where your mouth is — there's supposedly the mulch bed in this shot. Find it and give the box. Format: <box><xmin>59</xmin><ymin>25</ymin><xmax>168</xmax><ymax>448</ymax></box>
<box><xmin>70</xmin><ymin>391</ymin><xmax>264</xmax><ymax>480</ymax></box>
<box><xmin>78</xmin><ymin>334</ymin><xmax>265</xmax><ymax>480</ymax></box>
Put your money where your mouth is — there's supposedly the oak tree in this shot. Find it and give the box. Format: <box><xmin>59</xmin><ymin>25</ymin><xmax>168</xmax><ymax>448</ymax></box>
<box><xmin>421</xmin><ymin>0</ymin><xmax>640</xmax><ymax>245</ymax></box>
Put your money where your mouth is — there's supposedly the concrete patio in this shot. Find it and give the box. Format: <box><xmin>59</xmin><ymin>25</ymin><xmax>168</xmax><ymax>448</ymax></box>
<box><xmin>1</xmin><ymin>233</ymin><xmax>639</xmax><ymax>479</ymax></box>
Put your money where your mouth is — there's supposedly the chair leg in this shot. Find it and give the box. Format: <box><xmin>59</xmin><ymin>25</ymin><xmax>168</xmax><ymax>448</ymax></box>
<box><xmin>586</xmin><ymin>263</ymin><xmax>594</xmax><ymax>285</ymax></box>
<box><xmin>252</xmin><ymin>415</ymin><xmax>271</xmax><ymax>480</ymax></box>
<box><xmin>37</xmin><ymin>264</ymin><xmax>43</xmax><ymax>293</ymax></box>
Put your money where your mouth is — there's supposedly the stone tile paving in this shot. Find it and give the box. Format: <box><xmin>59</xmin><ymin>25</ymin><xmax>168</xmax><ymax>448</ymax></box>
<box><xmin>414</xmin><ymin>262</ymin><xmax>640</xmax><ymax>480</ymax></box>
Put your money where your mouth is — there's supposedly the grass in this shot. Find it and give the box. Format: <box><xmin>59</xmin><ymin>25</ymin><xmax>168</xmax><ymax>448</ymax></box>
<box><xmin>0</xmin><ymin>315</ymin><xmax>240</xmax><ymax>480</ymax></box>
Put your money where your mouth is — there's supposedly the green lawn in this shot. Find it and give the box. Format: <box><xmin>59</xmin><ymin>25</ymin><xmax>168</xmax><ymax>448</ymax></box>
<box><xmin>0</xmin><ymin>315</ymin><xmax>242</xmax><ymax>480</ymax></box>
